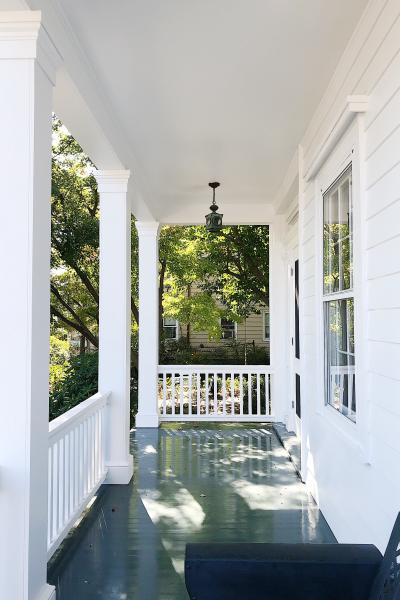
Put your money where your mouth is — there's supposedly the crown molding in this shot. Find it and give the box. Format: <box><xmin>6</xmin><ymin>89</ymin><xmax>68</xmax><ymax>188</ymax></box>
<box><xmin>135</xmin><ymin>221</ymin><xmax>160</xmax><ymax>237</ymax></box>
<box><xmin>0</xmin><ymin>11</ymin><xmax>62</xmax><ymax>85</ymax></box>
<box><xmin>304</xmin><ymin>95</ymin><xmax>369</xmax><ymax>181</ymax></box>
<box><xmin>94</xmin><ymin>169</ymin><xmax>131</xmax><ymax>194</ymax></box>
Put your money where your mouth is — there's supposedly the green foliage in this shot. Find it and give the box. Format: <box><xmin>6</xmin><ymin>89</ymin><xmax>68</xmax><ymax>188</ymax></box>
<box><xmin>50</xmin><ymin>352</ymin><xmax>98</xmax><ymax>420</ymax></box>
<box><xmin>49</xmin><ymin>118</ymin><xmax>270</xmax><ymax>419</ymax></box>
<box><xmin>51</xmin><ymin>117</ymin><xmax>101</xmax><ymax>347</ymax></box>
<box><xmin>49</xmin><ymin>335</ymin><xmax>71</xmax><ymax>393</ymax></box>
<box><xmin>163</xmin><ymin>286</ymin><xmax>223</xmax><ymax>340</ymax></box>
<box><xmin>160</xmin><ymin>339</ymin><xmax>269</xmax><ymax>365</ymax></box>
<box><xmin>160</xmin><ymin>225</ymin><xmax>269</xmax><ymax>342</ymax></box>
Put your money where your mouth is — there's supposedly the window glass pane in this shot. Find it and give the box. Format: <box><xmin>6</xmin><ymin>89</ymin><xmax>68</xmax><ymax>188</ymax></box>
<box><xmin>263</xmin><ymin>311</ymin><xmax>270</xmax><ymax>340</ymax></box>
<box><xmin>324</xmin><ymin>298</ymin><xmax>356</xmax><ymax>422</ymax></box>
<box><xmin>323</xmin><ymin>166</ymin><xmax>352</xmax><ymax>294</ymax></box>
<box><xmin>163</xmin><ymin>317</ymin><xmax>177</xmax><ymax>339</ymax></box>
<box><xmin>163</xmin><ymin>317</ymin><xmax>176</xmax><ymax>326</ymax></box>
<box><xmin>221</xmin><ymin>318</ymin><xmax>236</xmax><ymax>339</ymax></box>
<box><xmin>164</xmin><ymin>328</ymin><xmax>176</xmax><ymax>339</ymax></box>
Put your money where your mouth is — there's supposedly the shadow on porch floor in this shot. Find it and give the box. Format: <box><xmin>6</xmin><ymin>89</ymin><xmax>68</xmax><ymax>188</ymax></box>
<box><xmin>48</xmin><ymin>424</ymin><xmax>335</xmax><ymax>599</ymax></box>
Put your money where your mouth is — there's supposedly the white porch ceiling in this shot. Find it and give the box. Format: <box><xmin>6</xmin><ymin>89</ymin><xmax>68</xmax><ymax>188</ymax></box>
<box><xmin>6</xmin><ymin>0</ymin><xmax>368</xmax><ymax>221</ymax></box>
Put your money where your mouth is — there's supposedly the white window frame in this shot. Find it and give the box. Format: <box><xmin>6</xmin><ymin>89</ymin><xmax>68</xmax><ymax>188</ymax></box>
<box><xmin>220</xmin><ymin>318</ymin><xmax>237</xmax><ymax>340</ymax></box>
<box><xmin>262</xmin><ymin>309</ymin><xmax>270</xmax><ymax>342</ymax></box>
<box><xmin>313</xmin><ymin>116</ymin><xmax>368</xmax><ymax>456</ymax></box>
<box><xmin>163</xmin><ymin>317</ymin><xmax>179</xmax><ymax>340</ymax></box>
<box><xmin>322</xmin><ymin>165</ymin><xmax>355</xmax><ymax>422</ymax></box>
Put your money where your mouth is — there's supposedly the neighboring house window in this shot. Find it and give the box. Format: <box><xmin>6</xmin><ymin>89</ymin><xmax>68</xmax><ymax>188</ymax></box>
<box><xmin>163</xmin><ymin>317</ymin><xmax>178</xmax><ymax>340</ymax></box>
<box><xmin>221</xmin><ymin>318</ymin><xmax>236</xmax><ymax>340</ymax></box>
<box><xmin>263</xmin><ymin>310</ymin><xmax>270</xmax><ymax>341</ymax></box>
<box><xmin>323</xmin><ymin>165</ymin><xmax>355</xmax><ymax>422</ymax></box>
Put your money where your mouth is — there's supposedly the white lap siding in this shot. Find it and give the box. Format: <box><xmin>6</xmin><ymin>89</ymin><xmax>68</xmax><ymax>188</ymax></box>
<box><xmin>297</xmin><ymin>0</ymin><xmax>400</xmax><ymax>552</ymax></box>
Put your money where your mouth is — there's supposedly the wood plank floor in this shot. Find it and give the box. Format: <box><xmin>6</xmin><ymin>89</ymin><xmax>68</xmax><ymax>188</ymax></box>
<box><xmin>48</xmin><ymin>425</ymin><xmax>335</xmax><ymax>599</ymax></box>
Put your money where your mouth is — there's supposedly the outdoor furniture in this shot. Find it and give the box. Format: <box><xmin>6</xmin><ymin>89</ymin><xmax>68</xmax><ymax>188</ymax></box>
<box><xmin>185</xmin><ymin>513</ymin><xmax>400</xmax><ymax>600</ymax></box>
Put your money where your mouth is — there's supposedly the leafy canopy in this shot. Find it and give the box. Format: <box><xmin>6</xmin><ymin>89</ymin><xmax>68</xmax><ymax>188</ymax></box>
<box><xmin>50</xmin><ymin>117</ymin><xmax>269</xmax><ymax>349</ymax></box>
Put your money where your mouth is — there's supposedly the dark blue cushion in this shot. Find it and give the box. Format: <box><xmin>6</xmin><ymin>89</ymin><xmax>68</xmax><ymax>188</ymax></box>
<box><xmin>185</xmin><ymin>543</ymin><xmax>382</xmax><ymax>600</ymax></box>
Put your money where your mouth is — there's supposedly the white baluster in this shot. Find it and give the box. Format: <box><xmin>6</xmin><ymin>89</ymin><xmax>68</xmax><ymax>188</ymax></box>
<box><xmin>239</xmin><ymin>374</ymin><xmax>243</xmax><ymax>416</ymax></box>
<box><xmin>180</xmin><ymin>372</ymin><xmax>184</xmax><ymax>416</ymax></box>
<box><xmin>257</xmin><ymin>373</ymin><xmax>261</xmax><ymax>416</ymax></box>
<box><xmin>188</xmin><ymin>372</ymin><xmax>193</xmax><ymax>417</ymax></box>
<box><xmin>48</xmin><ymin>447</ymin><xmax>53</xmax><ymax>546</ymax></box>
<box><xmin>231</xmin><ymin>371</ymin><xmax>234</xmax><ymax>416</ymax></box>
<box><xmin>222</xmin><ymin>373</ymin><xmax>226</xmax><ymax>417</ymax></box>
<box><xmin>163</xmin><ymin>372</ymin><xmax>167</xmax><ymax>416</ymax></box>
<box><xmin>171</xmin><ymin>372</ymin><xmax>175</xmax><ymax>416</ymax></box>
<box><xmin>213</xmin><ymin>372</ymin><xmax>218</xmax><ymax>415</ymax></box>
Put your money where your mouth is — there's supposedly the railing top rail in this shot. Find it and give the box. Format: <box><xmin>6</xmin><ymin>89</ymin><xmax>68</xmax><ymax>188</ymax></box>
<box><xmin>49</xmin><ymin>391</ymin><xmax>110</xmax><ymax>441</ymax></box>
<box><xmin>158</xmin><ymin>364</ymin><xmax>273</xmax><ymax>373</ymax></box>
<box><xmin>158</xmin><ymin>364</ymin><xmax>271</xmax><ymax>371</ymax></box>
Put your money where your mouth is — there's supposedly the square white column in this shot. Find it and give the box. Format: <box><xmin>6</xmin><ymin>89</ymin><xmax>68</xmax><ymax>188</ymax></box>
<box><xmin>0</xmin><ymin>11</ymin><xmax>61</xmax><ymax>600</ymax></box>
<box><xmin>269</xmin><ymin>216</ymin><xmax>289</xmax><ymax>424</ymax></box>
<box><xmin>135</xmin><ymin>222</ymin><xmax>160</xmax><ymax>428</ymax></box>
<box><xmin>96</xmin><ymin>170</ymin><xmax>134</xmax><ymax>484</ymax></box>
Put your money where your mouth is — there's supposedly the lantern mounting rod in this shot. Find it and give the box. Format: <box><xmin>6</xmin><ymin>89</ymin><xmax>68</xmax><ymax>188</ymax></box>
<box><xmin>208</xmin><ymin>181</ymin><xmax>220</xmax><ymax>208</ymax></box>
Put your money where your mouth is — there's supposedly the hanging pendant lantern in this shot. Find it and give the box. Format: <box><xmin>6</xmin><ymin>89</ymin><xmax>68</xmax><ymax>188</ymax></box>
<box><xmin>205</xmin><ymin>181</ymin><xmax>223</xmax><ymax>233</ymax></box>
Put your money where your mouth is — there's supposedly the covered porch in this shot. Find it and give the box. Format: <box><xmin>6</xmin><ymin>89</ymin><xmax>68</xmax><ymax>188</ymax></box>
<box><xmin>1</xmin><ymin>0</ymin><xmax>400</xmax><ymax>598</ymax></box>
<box><xmin>48</xmin><ymin>425</ymin><xmax>334</xmax><ymax>599</ymax></box>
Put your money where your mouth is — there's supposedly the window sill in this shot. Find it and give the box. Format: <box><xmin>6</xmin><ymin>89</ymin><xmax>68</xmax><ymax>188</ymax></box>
<box><xmin>319</xmin><ymin>403</ymin><xmax>364</xmax><ymax>455</ymax></box>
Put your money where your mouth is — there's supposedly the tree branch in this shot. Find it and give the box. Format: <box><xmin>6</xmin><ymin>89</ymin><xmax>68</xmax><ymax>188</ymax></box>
<box><xmin>51</xmin><ymin>306</ymin><xmax>98</xmax><ymax>347</ymax></box>
<box><xmin>51</xmin><ymin>284</ymin><xmax>98</xmax><ymax>343</ymax></box>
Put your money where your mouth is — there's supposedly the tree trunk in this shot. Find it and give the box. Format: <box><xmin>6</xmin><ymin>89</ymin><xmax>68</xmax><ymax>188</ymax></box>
<box><xmin>159</xmin><ymin>258</ymin><xmax>167</xmax><ymax>339</ymax></box>
<box><xmin>186</xmin><ymin>283</ymin><xmax>192</xmax><ymax>344</ymax></box>
<box><xmin>79</xmin><ymin>335</ymin><xmax>86</xmax><ymax>355</ymax></box>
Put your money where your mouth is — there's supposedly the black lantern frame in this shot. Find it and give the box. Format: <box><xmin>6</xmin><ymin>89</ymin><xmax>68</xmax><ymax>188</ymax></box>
<box><xmin>205</xmin><ymin>181</ymin><xmax>223</xmax><ymax>233</ymax></box>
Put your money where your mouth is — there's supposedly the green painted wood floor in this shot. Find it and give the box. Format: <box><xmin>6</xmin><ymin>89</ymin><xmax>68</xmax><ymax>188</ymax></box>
<box><xmin>48</xmin><ymin>425</ymin><xmax>335</xmax><ymax>599</ymax></box>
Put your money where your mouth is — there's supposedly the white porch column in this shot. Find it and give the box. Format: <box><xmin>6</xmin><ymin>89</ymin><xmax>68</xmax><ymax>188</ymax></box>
<box><xmin>135</xmin><ymin>222</ymin><xmax>160</xmax><ymax>428</ymax></box>
<box><xmin>0</xmin><ymin>12</ymin><xmax>60</xmax><ymax>600</ymax></box>
<box><xmin>269</xmin><ymin>216</ymin><xmax>289</xmax><ymax>424</ymax></box>
<box><xmin>96</xmin><ymin>170</ymin><xmax>134</xmax><ymax>484</ymax></box>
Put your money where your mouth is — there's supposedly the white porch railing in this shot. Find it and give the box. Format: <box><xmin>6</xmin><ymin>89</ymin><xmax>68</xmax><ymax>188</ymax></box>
<box><xmin>158</xmin><ymin>365</ymin><xmax>273</xmax><ymax>421</ymax></box>
<box><xmin>47</xmin><ymin>392</ymin><xmax>109</xmax><ymax>559</ymax></box>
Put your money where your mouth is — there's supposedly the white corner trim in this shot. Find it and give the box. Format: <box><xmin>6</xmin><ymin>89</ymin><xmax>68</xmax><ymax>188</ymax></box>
<box><xmin>135</xmin><ymin>221</ymin><xmax>160</xmax><ymax>236</ymax></box>
<box><xmin>0</xmin><ymin>11</ymin><xmax>62</xmax><ymax>84</ymax></box>
<box><xmin>305</xmin><ymin>95</ymin><xmax>369</xmax><ymax>182</ymax></box>
<box><xmin>94</xmin><ymin>169</ymin><xmax>130</xmax><ymax>193</ymax></box>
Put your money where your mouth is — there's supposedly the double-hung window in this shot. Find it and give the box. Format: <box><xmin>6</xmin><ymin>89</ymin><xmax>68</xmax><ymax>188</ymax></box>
<box><xmin>323</xmin><ymin>165</ymin><xmax>356</xmax><ymax>422</ymax></box>
<box><xmin>263</xmin><ymin>310</ymin><xmax>270</xmax><ymax>341</ymax></box>
<box><xmin>163</xmin><ymin>317</ymin><xmax>178</xmax><ymax>340</ymax></box>
<box><xmin>221</xmin><ymin>318</ymin><xmax>236</xmax><ymax>340</ymax></box>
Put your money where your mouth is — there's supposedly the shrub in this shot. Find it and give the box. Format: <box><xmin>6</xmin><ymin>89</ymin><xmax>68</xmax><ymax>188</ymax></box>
<box><xmin>49</xmin><ymin>335</ymin><xmax>71</xmax><ymax>393</ymax></box>
<box><xmin>49</xmin><ymin>352</ymin><xmax>98</xmax><ymax>420</ymax></box>
<box><xmin>49</xmin><ymin>350</ymin><xmax>139</xmax><ymax>426</ymax></box>
<box><xmin>160</xmin><ymin>339</ymin><xmax>269</xmax><ymax>365</ymax></box>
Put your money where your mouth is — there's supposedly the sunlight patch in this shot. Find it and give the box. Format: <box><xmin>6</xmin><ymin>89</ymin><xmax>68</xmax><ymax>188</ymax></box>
<box><xmin>141</xmin><ymin>487</ymin><xmax>205</xmax><ymax>530</ymax></box>
<box><xmin>144</xmin><ymin>444</ymin><xmax>157</xmax><ymax>454</ymax></box>
<box><xmin>231</xmin><ymin>479</ymin><xmax>308</xmax><ymax>510</ymax></box>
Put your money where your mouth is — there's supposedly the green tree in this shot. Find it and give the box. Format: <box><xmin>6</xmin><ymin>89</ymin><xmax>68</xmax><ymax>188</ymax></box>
<box><xmin>51</xmin><ymin>118</ymin><xmax>269</xmax><ymax>362</ymax></box>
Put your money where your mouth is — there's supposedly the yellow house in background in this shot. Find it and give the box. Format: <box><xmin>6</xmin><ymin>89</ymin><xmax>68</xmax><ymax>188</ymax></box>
<box><xmin>163</xmin><ymin>309</ymin><xmax>270</xmax><ymax>352</ymax></box>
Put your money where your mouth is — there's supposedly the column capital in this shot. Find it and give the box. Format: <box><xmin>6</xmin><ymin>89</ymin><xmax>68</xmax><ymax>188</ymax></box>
<box><xmin>94</xmin><ymin>169</ymin><xmax>130</xmax><ymax>194</ymax></box>
<box><xmin>0</xmin><ymin>11</ymin><xmax>62</xmax><ymax>84</ymax></box>
<box><xmin>135</xmin><ymin>221</ymin><xmax>160</xmax><ymax>237</ymax></box>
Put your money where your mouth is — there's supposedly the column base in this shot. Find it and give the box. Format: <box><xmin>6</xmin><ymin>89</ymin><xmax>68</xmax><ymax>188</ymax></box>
<box><xmin>135</xmin><ymin>413</ymin><xmax>160</xmax><ymax>428</ymax></box>
<box><xmin>37</xmin><ymin>584</ymin><xmax>56</xmax><ymax>600</ymax></box>
<box><xmin>105</xmin><ymin>455</ymin><xmax>134</xmax><ymax>484</ymax></box>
